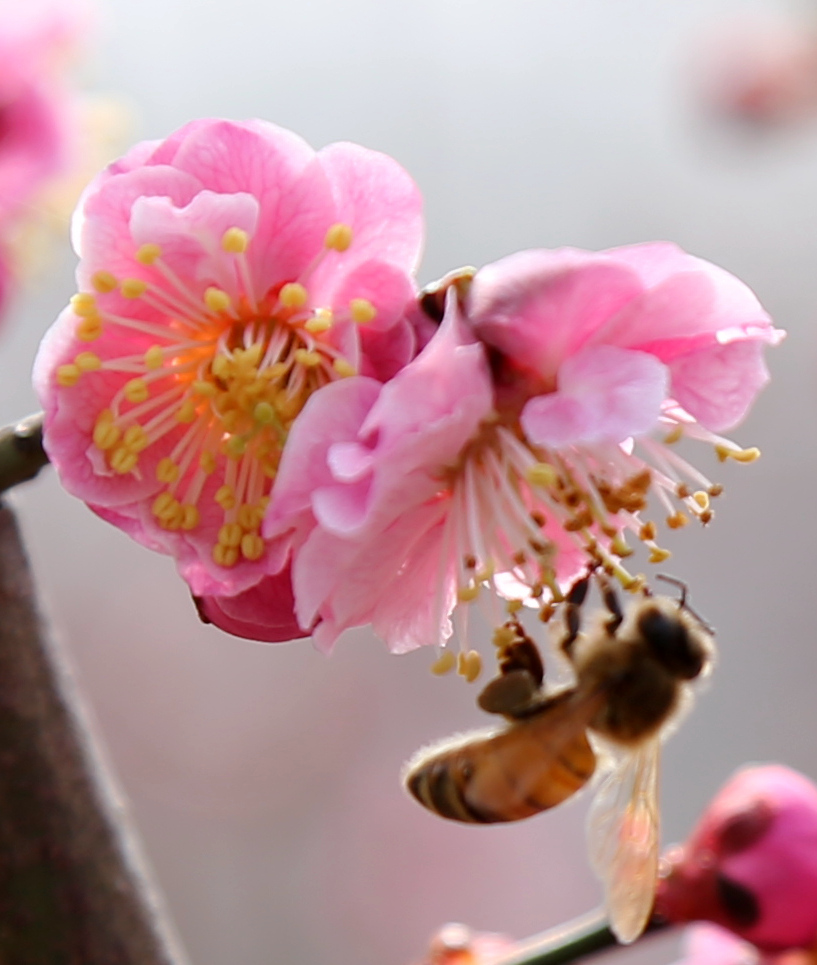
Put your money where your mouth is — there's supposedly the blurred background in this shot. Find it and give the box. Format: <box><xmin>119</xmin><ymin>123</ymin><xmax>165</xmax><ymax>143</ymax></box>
<box><xmin>1</xmin><ymin>0</ymin><xmax>816</xmax><ymax>962</ymax></box>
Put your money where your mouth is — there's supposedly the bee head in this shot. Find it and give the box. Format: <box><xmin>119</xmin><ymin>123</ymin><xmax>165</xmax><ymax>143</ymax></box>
<box><xmin>638</xmin><ymin>602</ymin><xmax>709</xmax><ymax>680</ymax></box>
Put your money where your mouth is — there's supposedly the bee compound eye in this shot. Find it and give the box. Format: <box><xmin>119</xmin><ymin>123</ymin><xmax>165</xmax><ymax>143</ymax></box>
<box><xmin>715</xmin><ymin>873</ymin><xmax>761</xmax><ymax>929</ymax></box>
<box><xmin>639</xmin><ymin>608</ymin><xmax>705</xmax><ymax>679</ymax></box>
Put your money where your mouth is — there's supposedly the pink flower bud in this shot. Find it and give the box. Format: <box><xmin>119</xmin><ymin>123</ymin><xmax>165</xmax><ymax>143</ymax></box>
<box><xmin>656</xmin><ymin>765</ymin><xmax>817</xmax><ymax>952</ymax></box>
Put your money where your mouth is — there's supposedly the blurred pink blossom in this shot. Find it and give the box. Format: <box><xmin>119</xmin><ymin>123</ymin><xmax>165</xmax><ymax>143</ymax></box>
<box><xmin>262</xmin><ymin>243</ymin><xmax>782</xmax><ymax>655</ymax></box>
<box><xmin>33</xmin><ymin>118</ymin><xmax>423</xmax><ymax>633</ymax></box>
<box><xmin>410</xmin><ymin>923</ymin><xmax>515</xmax><ymax>965</ymax></box>
<box><xmin>0</xmin><ymin>0</ymin><xmax>92</xmax><ymax>314</ymax></box>
<box><xmin>656</xmin><ymin>765</ymin><xmax>817</xmax><ymax>953</ymax></box>
<box><xmin>694</xmin><ymin>16</ymin><xmax>817</xmax><ymax>128</ymax></box>
<box><xmin>672</xmin><ymin>924</ymin><xmax>759</xmax><ymax>965</ymax></box>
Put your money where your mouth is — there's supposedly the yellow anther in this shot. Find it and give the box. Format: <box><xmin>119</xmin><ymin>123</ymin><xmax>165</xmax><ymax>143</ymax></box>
<box><xmin>199</xmin><ymin>451</ymin><xmax>217</xmax><ymax>474</ymax></box>
<box><xmin>325</xmin><ymin>223</ymin><xmax>353</xmax><ymax>252</ymax></box>
<box><xmin>221</xmin><ymin>227</ymin><xmax>249</xmax><ymax>254</ymax></box>
<box><xmin>215</xmin><ymin>485</ymin><xmax>236</xmax><ymax>510</ymax></box>
<box><xmin>76</xmin><ymin>317</ymin><xmax>103</xmax><ymax>341</ymax></box>
<box><xmin>144</xmin><ymin>346</ymin><xmax>164</xmax><ymax>370</ymax></box>
<box><xmin>123</xmin><ymin>424</ymin><xmax>148</xmax><ymax>451</ymax></box>
<box><xmin>110</xmin><ymin>447</ymin><xmax>138</xmax><ymax>474</ymax></box>
<box><xmin>221</xmin><ymin>410</ymin><xmax>240</xmax><ymax>433</ymax></box>
<box><xmin>211</xmin><ymin>355</ymin><xmax>231</xmax><ymax>380</ymax></box>
<box><xmin>120</xmin><ymin>278</ymin><xmax>148</xmax><ymax>299</ymax></box>
<box><xmin>648</xmin><ymin>547</ymin><xmax>672</xmax><ymax>564</ymax></box>
<box><xmin>152</xmin><ymin>492</ymin><xmax>177</xmax><ymax>519</ymax></box>
<box><xmin>181</xmin><ymin>505</ymin><xmax>200</xmax><ymax>531</ymax></box>
<box><xmin>212</xmin><ymin>544</ymin><xmax>239</xmax><ymax>567</ymax></box>
<box><xmin>279</xmin><ymin>282</ymin><xmax>309</xmax><ymax>309</ymax></box>
<box><xmin>156</xmin><ymin>457</ymin><xmax>180</xmax><ymax>483</ymax></box>
<box><xmin>476</xmin><ymin>561</ymin><xmax>496</xmax><ymax>582</ymax></box>
<box><xmin>526</xmin><ymin>462</ymin><xmax>559</xmax><ymax>488</ymax></box>
<box><xmin>506</xmin><ymin>599</ymin><xmax>524</xmax><ymax>614</ymax></box>
<box><xmin>57</xmin><ymin>364</ymin><xmax>81</xmax><ymax>387</ymax></box>
<box><xmin>253</xmin><ymin>401</ymin><xmax>276</xmax><ymax>425</ymax></box>
<box><xmin>70</xmin><ymin>292</ymin><xmax>98</xmax><ymax>317</ymax></box>
<box><xmin>237</xmin><ymin>504</ymin><xmax>260</xmax><ymax>530</ymax></box>
<box><xmin>204</xmin><ymin>287</ymin><xmax>232</xmax><ymax>313</ymax></box>
<box><xmin>91</xmin><ymin>270</ymin><xmax>118</xmax><ymax>294</ymax></box>
<box><xmin>135</xmin><ymin>243</ymin><xmax>162</xmax><ymax>265</ymax></box>
<box><xmin>639</xmin><ymin>521</ymin><xmax>657</xmax><ymax>541</ymax></box>
<box><xmin>265</xmin><ymin>361</ymin><xmax>289</xmax><ymax>380</ymax></box>
<box><xmin>663</xmin><ymin>425</ymin><xmax>684</xmax><ymax>445</ymax></box>
<box><xmin>461</xmin><ymin>650</ymin><xmax>482</xmax><ymax>683</ymax></box>
<box><xmin>623</xmin><ymin>573</ymin><xmax>647</xmax><ymax>593</ymax></box>
<box><xmin>75</xmin><ymin>352</ymin><xmax>101</xmax><ymax>372</ymax></box>
<box><xmin>124</xmin><ymin>379</ymin><xmax>149</xmax><ymax>404</ymax></box>
<box><xmin>333</xmin><ymin>357</ymin><xmax>356</xmax><ymax>378</ymax></box>
<box><xmin>93</xmin><ymin>413</ymin><xmax>120</xmax><ymax>451</ymax></box>
<box><xmin>666</xmin><ymin>511</ymin><xmax>689</xmax><ymax>530</ymax></box>
<box><xmin>349</xmin><ymin>298</ymin><xmax>377</xmax><ymax>324</ymax></box>
<box><xmin>225</xmin><ymin>435</ymin><xmax>246</xmax><ymax>458</ymax></box>
<box><xmin>430</xmin><ymin>650</ymin><xmax>456</xmax><ymax>675</ymax></box>
<box><xmin>218</xmin><ymin>522</ymin><xmax>243</xmax><ymax>548</ymax></box>
<box><xmin>611</xmin><ymin>533</ymin><xmax>633</xmax><ymax>558</ymax></box>
<box><xmin>305</xmin><ymin>313</ymin><xmax>333</xmax><ymax>334</ymax></box>
<box><xmin>241</xmin><ymin>532</ymin><xmax>265</xmax><ymax>561</ymax></box>
<box><xmin>192</xmin><ymin>380</ymin><xmax>217</xmax><ymax>398</ymax></box>
<box><xmin>293</xmin><ymin>349</ymin><xmax>323</xmax><ymax>368</ymax></box>
<box><xmin>175</xmin><ymin>400</ymin><xmax>197</xmax><ymax>423</ymax></box>
<box><xmin>692</xmin><ymin>491</ymin><xmax>710</xmax><ymax>510</ymax></box>
<box><xmin>457</xmin><ymin>584</ymin><xmax>480</xmax><ymax>603</ymax></box>
<box><xmin>492</xmin><ymin>625</ymin><xmax>518</xmax><ymax>648</ymax></box>
<box><xmin>733</xmin><ymin>446</ymin><xmax>761</xmax><ymax>464</ymax></box>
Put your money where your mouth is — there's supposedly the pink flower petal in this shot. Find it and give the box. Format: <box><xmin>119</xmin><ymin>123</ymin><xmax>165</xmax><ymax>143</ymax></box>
<box><xmin>520</xmin><ymin>345</ymin><xmax>669</xmax><ymax>447</ymax></box>
<box><xmin>195</xmin><ymin>568</ymin><xmax>310</xmax><ymax>643</ymax></box>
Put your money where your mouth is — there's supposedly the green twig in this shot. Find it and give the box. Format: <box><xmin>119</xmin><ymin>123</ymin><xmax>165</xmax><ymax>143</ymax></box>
<box><xmin>492</xmin><ymin>910</ymin><xmax>668</xmax><ymax>965</ymax></box>
<box><xmin>0</xmin><ymin>413</ymin><xmax>49</xmax><ymax>494</ymax></box>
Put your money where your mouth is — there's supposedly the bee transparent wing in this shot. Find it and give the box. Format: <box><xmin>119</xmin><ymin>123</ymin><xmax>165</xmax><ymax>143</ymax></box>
<box><xmin>586</xmin><ymin>740</ymin><xmax>660</xmax><ymax>944</ymax></box>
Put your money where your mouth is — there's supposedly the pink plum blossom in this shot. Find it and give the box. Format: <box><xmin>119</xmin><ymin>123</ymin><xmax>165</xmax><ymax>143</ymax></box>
<box><xmin>656</xmin><ymin>765</ymin><xmax>817</xmax><ymax>953</ymax></box>
<box><xmin>33</xmin><ymin>118</ymin><xmax>423</xmax><ymax>628</ymax></box>
<box><xmin>0</xmin><ymin>0</ymin><xmax>90</xmax><ymax>315</ymax></box>
<box><xmin>260</xmin><ymin>243</ymin><xmax>782</xmax><ymax>657</ymax></box>
<box><xmin>670</xmin><ymin>925</ymin><xmax>760</xmax><ymax>965</ymax></box>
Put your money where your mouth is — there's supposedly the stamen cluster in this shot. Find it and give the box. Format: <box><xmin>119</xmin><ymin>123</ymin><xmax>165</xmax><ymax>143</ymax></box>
<box><xmin>33</xmin><ymin>121</ymin><xmax>783</xmax><ymax>660</ymax></box>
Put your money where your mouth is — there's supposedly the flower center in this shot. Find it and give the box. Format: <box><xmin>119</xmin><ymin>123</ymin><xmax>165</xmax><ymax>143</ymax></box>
<box><xmin>56</xmin><ymin>223</ymin><xmax>375</xmax><ymax>569</ymax></box>
<box><xmin>431</xmin><ymin>408</ymin><xmax>759</xmax><ymax>680</ymax></box>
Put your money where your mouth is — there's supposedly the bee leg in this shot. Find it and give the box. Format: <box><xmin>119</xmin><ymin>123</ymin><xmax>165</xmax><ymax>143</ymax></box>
<box><xmin>497</xmin><ymin>622</ymin><xmax>545</xmax><ymax>687</ymax></box>
<box><xmin>561</xmin><ymin>572</ymin><xmax>591</xmax><ymax>658</ymax></box>
<box><xmin>478</xmin><ymin>669</ymin><xmax>540</xmax><ymax>717</ymax></box>
<box><xmin>599</xmin><ymin>578</ymin><xmax>624</xmax><ymax>635</ymax></box>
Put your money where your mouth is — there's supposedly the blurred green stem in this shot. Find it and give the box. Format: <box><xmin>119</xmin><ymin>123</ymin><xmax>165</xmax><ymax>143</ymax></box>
<box><xmin>0</xmin><ymin>413</ymin><xmax>48</xmax><ymax>494</ymax></box>
<box><xmin>493</xmin><ymin>911</ymin><xmax>668</xmax><ymax>965</ymax></box>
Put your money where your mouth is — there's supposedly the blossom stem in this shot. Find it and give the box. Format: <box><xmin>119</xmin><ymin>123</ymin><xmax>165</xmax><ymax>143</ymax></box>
<box><xmin>492</xmin><ymin>910</ymin><xmax>668</xmax><ymax>965</ymax></box>
<box><xmin>0</xmin><ymin>503</ymin><xmax>189</xmax><ymax>964</ymax></box>
<box><xmin>0</xmin><ymin>412</ymin><xmax>49</xmax><ymax>494</ymax></box>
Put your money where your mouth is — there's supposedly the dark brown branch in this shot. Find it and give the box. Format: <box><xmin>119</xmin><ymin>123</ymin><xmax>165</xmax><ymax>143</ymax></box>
<box><xmin>0</xmin><ymin>503</ymin><xmax>189</xmax><ymax>964</ymax></box>
<box><xmin>0</xmin><ymin>413</ymin><xmax>49</xmax><ymax>494</ymax></box>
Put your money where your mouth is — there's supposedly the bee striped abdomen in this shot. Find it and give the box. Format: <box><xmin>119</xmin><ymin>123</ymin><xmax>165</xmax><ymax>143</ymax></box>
<box><xmin>403</xmin><ymin>697</ymin><xmax>599</xmax><ymax>824</ymax></box>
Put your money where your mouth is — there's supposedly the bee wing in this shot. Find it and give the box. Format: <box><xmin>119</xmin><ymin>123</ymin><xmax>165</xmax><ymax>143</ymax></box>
<box><xmin>586</xmin><ymin>739</ymin><xmax>660</xmax><ymax>944</ymax></box>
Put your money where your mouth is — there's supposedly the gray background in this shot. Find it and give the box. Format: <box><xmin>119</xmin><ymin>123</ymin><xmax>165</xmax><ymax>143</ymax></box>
<box><xmin>1</xmin><ymin>0</ymin><xmax>815</xmax><ymax>962</ymax></box>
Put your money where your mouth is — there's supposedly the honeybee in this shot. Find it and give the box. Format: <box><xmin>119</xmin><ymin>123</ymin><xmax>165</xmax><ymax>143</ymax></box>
<box><xmin>403</xmin><ymin>573</ymin><xmax>715</xmax><ymax>943</ymax></box>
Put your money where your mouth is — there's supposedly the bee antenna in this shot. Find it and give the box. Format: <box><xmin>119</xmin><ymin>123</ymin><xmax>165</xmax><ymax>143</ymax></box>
<box><xmin>656</xmin><ymin>573</ymin><xmax>687</xmax><ymax>606</ymax></box>
<box><xmin>655</xmin><ymin>573</ymin><xmax>715</xmax><ymax>635</ymax></box>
